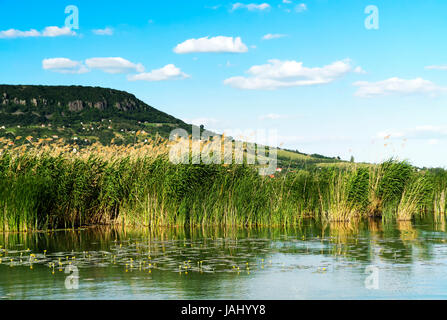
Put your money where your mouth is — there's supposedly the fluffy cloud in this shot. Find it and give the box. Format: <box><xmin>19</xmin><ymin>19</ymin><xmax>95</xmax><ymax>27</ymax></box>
<box><xmin>0</xmin><ymin>29</ymin><xmax>40</xmax><ymax>38</ymax></box>
<box><xmin>262</xmin><ymin>33</ymin><xmax>287</xmax><ymax>40</ymax></box>
<box><xmin>42</xmin><ymin>57</ymin><xmax>145</xmax><ymax>75</ymax></box>
<box><xmin>85</xmin><ymin>57</ymin><xmax>144</xmax><ymax>74</ymax></box>
<box><xmin>231</xmin><ymin>3</ymin><xmax>271</xmax><ymax>11</ymax></box>
<box><xmin>224</xmin><ymin>59</ymin><xmax>359</xmax><ymax>90</ymax></box>
<box><xmin>174</xmin><ymin>36</ymin><xmax>248</xmax><ymax>54</ymax></box>
<box><xmin>92</xmin><ymin>27</ymin><xmax>113</xmax><ymax>36</ymax></box>
<box><xmin>128</xmin><ymin>64</ymin><xmax>189</xmax><ymax>81</ymax></box>
<box><xmin>42</xmin><ymin>26</ymin><xmax>75</xmax><ymax>37</ymax></box>
<box><xmin>0</xmin><ymin>26</ymin><xmax>75</xmax><ymax>38</ymax></box>
<box><xmin>42</xmin><ymin>58</ymin><xmax>88</xmax><ymax>74</ymax></box>
<box><xmin>43</xmin><ymin>57</ymin><xmax>187</xmax><ymax>81</ymax></box>
<box><xmin>353</xmin><ymin>77</ymin><xmax>447</xmax><ymax>97</ymax></box>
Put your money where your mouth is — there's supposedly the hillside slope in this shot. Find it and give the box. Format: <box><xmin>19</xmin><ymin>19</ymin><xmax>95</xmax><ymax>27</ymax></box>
<box><xmin>0</xmin><ymin>84</ymin><xmax>190</xmax><ymax>145</ymax></box>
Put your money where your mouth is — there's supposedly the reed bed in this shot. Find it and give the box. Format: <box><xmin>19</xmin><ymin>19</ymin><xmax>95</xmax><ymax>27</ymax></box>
<box><xmin>0</xmin><ymin>142</ymin><xmax>446</xmax><ymax>231</ymax></box>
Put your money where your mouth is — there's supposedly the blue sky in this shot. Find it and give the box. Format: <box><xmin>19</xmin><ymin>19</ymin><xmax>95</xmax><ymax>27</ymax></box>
<box><xmin>1</xmin><ymin>0</ymin><xmax>447</xmax><ymax>167</ymax></box>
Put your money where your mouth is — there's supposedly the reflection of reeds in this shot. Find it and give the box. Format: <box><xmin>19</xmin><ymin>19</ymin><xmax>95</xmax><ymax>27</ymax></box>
<box><xmin>396</xmin><ymin>220</ymin><xmax>418</xmax><ymax>242</ymax></box>
<box><xmin>367</xmin><ymin>218</ymin><xmax>383</xmax><ymax>234</ymax></box>
<box><xmin>329</xmin><ymin>220</ymin><xmax>361</xmax><ymax>245</ymax></box>
<box><xmin>434</xmin><ymin>189</ymin><xmax>447</xmax><ymax>223</ymax></box>
<box><xmin>434</xmin><ymin>214</ymin><xmax>446</xmax><ymax>232</ymax></box>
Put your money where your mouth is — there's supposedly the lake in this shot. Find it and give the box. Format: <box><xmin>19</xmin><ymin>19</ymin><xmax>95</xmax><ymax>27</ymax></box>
<box><xmin>1</xmin><ymin>218</ymin><xmax>447</xmax><ymax>299</ymax></box>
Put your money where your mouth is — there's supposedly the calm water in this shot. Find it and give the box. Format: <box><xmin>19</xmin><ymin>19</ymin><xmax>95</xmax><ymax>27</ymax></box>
<box><xmin>2</xmin><ymin>219</ymin><xmax>447</xmax><ymax>299</ymax></box>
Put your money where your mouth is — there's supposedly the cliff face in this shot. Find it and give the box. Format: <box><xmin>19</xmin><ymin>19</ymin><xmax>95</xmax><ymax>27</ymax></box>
<box><xmin>0</xmin><ymin>85</ymin><xmax>149</xmax><ymax>113</ymax></box>
<box><xmin>0</xmin><ymin>95</ymin><xmax>143</xmax><ymax>112</ymax></box>
<box><xmin>0</xmin><ymin>84</ymin><xmax>188</xmax><ymax>125</ymax></box>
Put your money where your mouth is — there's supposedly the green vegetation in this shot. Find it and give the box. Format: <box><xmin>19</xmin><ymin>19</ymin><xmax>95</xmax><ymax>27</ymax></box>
<box><xmin>0</xmin><ymin>84</ymin><xmax>191</xmax><ymax>145</ymax></box>
<box><xmin>0</xmin><ymin>150</ymin><xmax>445</xmax><ymax>232</ymax></box>
<box><xmin>277</xmin><ymin>149</ymin><xmax>344</xmax><ymax>169</ymax></box>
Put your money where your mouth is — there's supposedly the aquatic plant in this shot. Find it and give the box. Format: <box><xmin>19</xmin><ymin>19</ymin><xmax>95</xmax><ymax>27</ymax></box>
<box><xmin>322</xmin><ymin>167</ymin><xmax>369</xmax><ymax>222</ymax></box>
<box><xmin>0</xmin><ymin>143</ymin><xmax>445</xmax><ymax>231</ymax></box>
<box><xmin>396</xmin><ymin>174</ymin><xmax>433</xmax><ymax>221</ymax></box>
<box><xmin>368</xmin><ymin>160</ymin><xmax>413</xmax><ymax>219</ymax></box>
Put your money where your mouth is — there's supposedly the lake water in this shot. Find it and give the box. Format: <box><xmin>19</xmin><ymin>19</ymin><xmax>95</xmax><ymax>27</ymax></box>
<box><xmin>1</xmin><ymin>218</ymin><xmax>447</xmax><ymax>299</ymax></box>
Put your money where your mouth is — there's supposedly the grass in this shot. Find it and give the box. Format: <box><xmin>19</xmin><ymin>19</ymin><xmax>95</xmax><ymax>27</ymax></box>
<box><xmin>368</xmin><ymin>160</ymin><xmax>414</xmax><ymax>219</ymax></box>
<box><xmin>396</xmin><ymin>174</ymin><xmax>432</xmax><ymax>221</ymax></box>
<box><xmin>430</xmin><ymin>168</ymin><xmax>447</xmax><ymax>223</ymax></box>
<box><xmin>0</xmin><ymin>141</ymin><xmax>446</xmax><ymax>232</ymax></box>
<box><xmin>322</xmin><ymin>167</ymin><xmax>369</xmax><ymax>222</ymax></box>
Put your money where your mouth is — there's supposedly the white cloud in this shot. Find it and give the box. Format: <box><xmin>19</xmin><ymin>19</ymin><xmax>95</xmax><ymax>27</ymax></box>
<box><xmin>354</xmin><ymin>66</ymin><xmax>366</xmax><ymax>74</ymax></box>
<box><xmin>295</xmin><ymin>3</ymin><xmax>307</xmax><ymax>12</ymax></box>
<box><xmin>425</xmin><ymin>65</ymin><xmax>447</xmax><ymax>70</ymax></box>
<box><xmin>353</xmin><ymin>77</ymin><xmax>447</xmax><ymax>97</ymax></box>
<box><xmin>262</xmin><ymin>33</ymin><xmax>287</xmax><ymax>40</ymax></box>
<box><xmin>128</xmin><ymin>64</ymin><xmax>189</xmax><ymax>81</ymax></box>
<box><xmin>42</xmin><ymin>58</ymin><xmax>88</xmax><ymax>74</ymax></box>
<box><xmin>42</xmin><ymin>26</ymin><xmax>75</xmax><ymax>37</ymax></box>
<box><xmin>174</xmin><ymin>36</ymin><xmax>248</xmax><ymax>54</ymax></box>
<box><xmin>0</xmin><ymin>26</ymin><xmax>75</xmax><ymax>38</ymax></box>
<box><xmin>224</xmin><ymin>59</ymin><xmax>358</xmax><ymax>90</ymax></box>
<box><xmin>85</xmin><ymin>57</ymin><xmax>144</xmax><ymax>74</ymax></box>
<box><xmin>92</xmin><ymin>27</ymin><xmax>113</xmax><ymax>36</ymax></box>
<box><xmin>258</xmin><ymin>113</ymin><xmax>285</xmax><ymax>120</ymax></box>
<box><xmin>231</xmin><ymin>3</ymin><xmax>271</xmax><ymax>11</ymax></box>
<box><xmin>42</xmin><ymin>57</ymin><xmax>150</xmax><ymax>75</ymax></box>
<box><xmin>282</xmin><ymin>0</ymin><xmax>292</xmax><ymax>3</ymax></box>
<box><xmin>0</xmin><ymin>29</ymin><xmax>40</xmax><ymax>38</ymax></box>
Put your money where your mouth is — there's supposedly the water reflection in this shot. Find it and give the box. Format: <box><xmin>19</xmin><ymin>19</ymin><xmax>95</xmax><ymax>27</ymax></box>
<box><xmin>1</xmin><ymin>219</ymin><xmax>447</xmax><ymax>299</ymax></box>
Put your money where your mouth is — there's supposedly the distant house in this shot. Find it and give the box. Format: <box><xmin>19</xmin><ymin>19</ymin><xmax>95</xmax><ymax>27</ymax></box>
<box><xmin>276</xmin><ymin>168</ymin><xmax>282</xmax><ymax>173</ymax></box>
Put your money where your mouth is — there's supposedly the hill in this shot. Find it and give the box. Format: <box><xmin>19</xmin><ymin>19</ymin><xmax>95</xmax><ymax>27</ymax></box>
<box><xmin>0</xmin><ymin>84</ymin><xmax>190</xmax><ymax>145</ymax></box>
<box><xmin>0</xmin><ymin>84</ymin><xmax>345</xmax><ymax>168</ymax></box>
<box><xmin>277</xmin><ymin>148</ymin><xmax>345</xmax><ymax>168</ymax></box>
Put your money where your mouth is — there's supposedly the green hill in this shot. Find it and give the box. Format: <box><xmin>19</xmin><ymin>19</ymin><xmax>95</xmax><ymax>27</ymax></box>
<box><xmin>0</xmin><ymin>84</ymin><xmax>190</xmax><ymax>145</ymax></box>
<box><xmin>277</xmin><ymin>148</ymin><xmax>345</xmax><ymax>169</ymax></box>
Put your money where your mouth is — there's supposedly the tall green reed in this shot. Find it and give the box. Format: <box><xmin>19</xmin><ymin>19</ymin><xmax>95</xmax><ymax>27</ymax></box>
<box><xmin>0</xmin><ymin>152</ymin><xmax>444</xmax><ymax>231</ymax></box>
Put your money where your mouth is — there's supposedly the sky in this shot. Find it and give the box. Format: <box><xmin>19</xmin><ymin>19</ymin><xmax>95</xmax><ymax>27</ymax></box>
<box><xmin>1</xmin><ymin>0</ymin><xmax>447</xmax><ymax>168</ymax></box>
